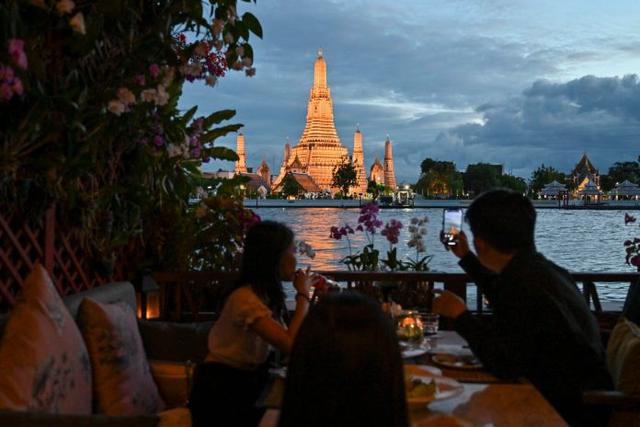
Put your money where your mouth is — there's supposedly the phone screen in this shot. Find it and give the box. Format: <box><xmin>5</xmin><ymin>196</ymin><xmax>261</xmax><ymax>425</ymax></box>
<box><xmin>442</xmin><ymin>209</ymin><xmax>463</xmax><ymax>245</ymax></box>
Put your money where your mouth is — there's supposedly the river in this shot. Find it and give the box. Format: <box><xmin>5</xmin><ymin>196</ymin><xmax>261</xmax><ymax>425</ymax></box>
<box><xmin>256</xmin><ymin>207</ymin><xmax>639</xmax><ymax>310</ymax></box>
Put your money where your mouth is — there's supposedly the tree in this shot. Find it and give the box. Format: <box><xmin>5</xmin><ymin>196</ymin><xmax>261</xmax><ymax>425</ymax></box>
<box><xmin>281</xmin><ymin>174</ymin><xmax>302</xmax><ymax>198</ymax></box>
<box><xmin>498</xmin><ymin>174</ymin><xmax>528</xmax><ymax>194</ymax></box>
<box><xmin>463</xmin><ymin>163</ymin><xmax>500</xmax><ymax>196</ymax></box>
<box><xmin>529</xmin><ymin>164</ymin><xmax>566</xmax><ymax>196</ymax></box>
<box><xmin>367</xmin><ymin>180</ymin><xmax>385</xmax><ymax>200</ymax></box>
<box><xmin>415</xmin><ymin>158</ymin><xmax>463</xmax><ymax>197</ymax></box>
<box><xmin>331</xmin><ymin>158</ymin><xmax>357</xmax><ymax>198</ymax></box>
<box><xmin>607</xmin><ymin>159</ymin><xmax>640</xmax><ymax>185</ymax></box>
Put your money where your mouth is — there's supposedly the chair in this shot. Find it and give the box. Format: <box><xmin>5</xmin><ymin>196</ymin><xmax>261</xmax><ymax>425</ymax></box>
<box><xmin>583</xmin><ymin>317</ymin><xmax>640</xmax><ymax>426</ymax></box>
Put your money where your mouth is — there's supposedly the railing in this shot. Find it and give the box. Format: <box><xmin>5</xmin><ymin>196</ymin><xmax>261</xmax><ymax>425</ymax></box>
<box><xmin>154</xmin><ymin>270</ymin><xmax>640</xmax><ymax>322</ymax></box>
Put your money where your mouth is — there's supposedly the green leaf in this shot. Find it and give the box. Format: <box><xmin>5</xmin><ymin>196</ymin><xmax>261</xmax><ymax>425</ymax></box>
<box><xmin>242</xmin><ymin>12</ymin><xmax>263</xmax><ymax>38</ymax></box>
<box><xmin>181</xmin><ymin>106</ymin><xmax>199</xmax><ymax>126</ymax></box>
<box><xmin>200</xmin><ymin>124</ymin><xmax>243</xmax><ymax>144</ymax></box>
<box><xmin>203</xmin><ymin>109</ymin><xmax>236</xmax><ymax>129</ymax></box>
<box><xmin>203</xmin><ymin>147</ymin><xmax>239</xmax><ymax>162</ymax></box>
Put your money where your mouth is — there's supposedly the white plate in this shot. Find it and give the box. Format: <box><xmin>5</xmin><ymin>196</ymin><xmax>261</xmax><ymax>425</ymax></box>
<box><xmin>406</xmin><ymin>375</ymin><xmax>464</xmax><ymax>409</ymax></box>
<box><xmin>401</xmin><ymin>341</ymin><xmax>431</xmax><ymax>359</ymax></box>
<box><xmin>431</xmin><ymin>353</ymin><xmax>483</xmax><ymax>370</ymax></box>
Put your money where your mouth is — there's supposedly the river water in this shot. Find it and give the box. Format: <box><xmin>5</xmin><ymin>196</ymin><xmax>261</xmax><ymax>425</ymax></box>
<box><xmin>256</xmin><ymin>207</ymin><xmax>639</xmax><ymax>310</ymax></box>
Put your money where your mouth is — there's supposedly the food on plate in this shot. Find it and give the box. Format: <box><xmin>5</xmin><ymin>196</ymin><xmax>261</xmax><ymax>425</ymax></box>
<box><xmin>405</xmin><ymin>376</ymin><xmax>438</xmax><ymax>399</ymax></box>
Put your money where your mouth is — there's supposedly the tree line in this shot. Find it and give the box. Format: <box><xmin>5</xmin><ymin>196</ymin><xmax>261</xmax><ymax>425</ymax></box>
<box><xmin>415</xmin><ymin>156</ymin><xmax>640</xmax><ymax>198</ymax></box>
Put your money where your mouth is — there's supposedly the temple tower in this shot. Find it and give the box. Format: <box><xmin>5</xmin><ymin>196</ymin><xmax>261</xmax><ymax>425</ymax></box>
<box><xmin>258</xmin><ymin>160</ymin><xmax>271</xmax><ymax>188</ymax></box>
<box><xmin>352</xmin><ymin>127</ymin><xmax>367</xmax><ymax>194</ymax></box>
<box><xmin>383</xmin><ymin>136</ymin><xmax>397</xmax><ymax>189</ymax></box>
<box><xmin>289</xmin><ymin>49</ymin><xmax>348</xmax><ymax>191</ymax></box>
<box><xmin>234</xmin><ymin>132</ymin><xmax>247</xmax><ymax>174</ymax></box>
<box><xmin>370</xmin><ymin>158</ymin><xmax>384</xmax><ymax>185</ymax></box>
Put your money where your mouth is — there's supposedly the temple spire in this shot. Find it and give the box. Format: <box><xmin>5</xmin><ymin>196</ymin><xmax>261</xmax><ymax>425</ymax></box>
<box><xmin>313</xmin><ymin>48</ymin><xmax>327</xmax><ymax>90</ymax></box>
<box><xmin>234</xmin><ymin>132</ymin><xmax>247</xmax><ymax>174</ymax></box>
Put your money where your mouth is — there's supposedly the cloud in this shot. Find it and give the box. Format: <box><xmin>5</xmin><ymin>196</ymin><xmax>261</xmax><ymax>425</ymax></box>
<box><xmin>432</xmin><ymin>74</ymin><xmax>640</xmax><ymax>178</ymax></box>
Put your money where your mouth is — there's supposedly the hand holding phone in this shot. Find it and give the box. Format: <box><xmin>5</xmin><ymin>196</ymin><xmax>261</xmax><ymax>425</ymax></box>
<box><xmin>442</xmin><ymin>209</ymin><xmax>463</xmax><ymax>246</ymax></box>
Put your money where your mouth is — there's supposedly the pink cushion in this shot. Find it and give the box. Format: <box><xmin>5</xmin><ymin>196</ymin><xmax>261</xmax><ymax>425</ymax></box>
<box><xmin>0</xmin><ymin>263</ymin><xmax>92</xmax><ymax>414</ymax></box>
<box><xmin>78</xmin><ymin>297</ymin><xmax>165</xmax><ymax>415</ymax></box>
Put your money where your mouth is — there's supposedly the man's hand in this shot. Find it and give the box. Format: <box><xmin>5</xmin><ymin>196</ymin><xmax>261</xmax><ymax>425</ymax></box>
<box><xmin>432</xmin><ymin>289</ymin><xmax>467</xmax><ymax>319</ymax></box>
<box><xmin>440</xmin><ymin>230</ymin><xmax>471</xmax><ymax>259</ymax></box>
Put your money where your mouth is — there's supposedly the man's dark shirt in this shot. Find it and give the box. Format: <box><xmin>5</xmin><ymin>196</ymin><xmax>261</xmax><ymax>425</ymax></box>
<box><xmin>454</xmin><ymin>249</ymin><xmax>612</xmax><ymax>426</ymax></box>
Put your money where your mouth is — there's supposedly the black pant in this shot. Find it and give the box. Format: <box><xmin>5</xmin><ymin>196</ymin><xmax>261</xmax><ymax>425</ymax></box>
<box><xmin>189</xmin><ymin>362</ymin><xmax>269</xmax><ymax>427</ymax></box>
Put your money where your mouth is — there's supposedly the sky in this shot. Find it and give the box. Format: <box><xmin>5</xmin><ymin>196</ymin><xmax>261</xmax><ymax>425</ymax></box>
<box><xmin>179</xmin><ymin>0</ymin><xmax>640</xmax><ymax>183</ymax></box>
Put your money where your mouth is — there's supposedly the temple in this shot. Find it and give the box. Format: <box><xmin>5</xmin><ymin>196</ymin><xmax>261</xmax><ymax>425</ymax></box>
<box><xmin>247</xmin><ymin>50</ymin><xmax>398</xmax><ymax>196</ymax></box>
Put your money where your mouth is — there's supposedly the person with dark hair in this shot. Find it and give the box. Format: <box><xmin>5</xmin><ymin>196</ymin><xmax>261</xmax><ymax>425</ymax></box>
<box><xmin>278</xmin><ymin>291</ymin><xmax>409</xmax><ymax>427</ymax></box>
<box><xmin>189</xmin><ymin>221</ymin><xmax>317</xmax><ymax>427</ymax></box>
<box><xmin>434</xmin><ymin>189</ymin><xmax>612</xmax><ymax>427</ymax></box>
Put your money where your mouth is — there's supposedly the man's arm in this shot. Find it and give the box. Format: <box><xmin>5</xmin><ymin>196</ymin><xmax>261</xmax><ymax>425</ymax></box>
<box><xmin>453</xmin><ymin>309</ymin><xmax>533</xmax><ymax>379</ymax></box>
<box><xmin>458</xmin><ymin>252</ymin><xmax>499</xmax><ymax>302</ymax></box>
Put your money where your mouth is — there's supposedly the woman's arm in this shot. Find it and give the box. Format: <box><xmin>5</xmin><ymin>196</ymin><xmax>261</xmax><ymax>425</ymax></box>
<box><xmin>250</xmin><ymin>268</ymin><xmax>313</xmax><ymax>354</ymax></box>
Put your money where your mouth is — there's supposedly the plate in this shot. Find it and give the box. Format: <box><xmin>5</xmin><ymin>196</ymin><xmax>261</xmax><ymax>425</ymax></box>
<box><xmin>406</xmin><ymin>375</ymin><xmax>464</xmax><ymax>409</ymax></box>
<box><xmin>431</xmin><ymin>353</ymin><xmax>482</xmax><ymax>370</ymax></box>
<box><xmin>401</xmin><ymin>341</ymin><xmax>431</xmax><ymax>359</ymax></box>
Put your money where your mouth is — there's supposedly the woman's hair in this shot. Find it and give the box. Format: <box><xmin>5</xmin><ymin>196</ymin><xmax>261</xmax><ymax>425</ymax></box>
<box><xmin>279</xmin><ymin>292</ymin><xmax>409</xmax><ymax>427</ymax></box>
<box><xmin>238</xmin><ymin>220</ymin><xmax>293</xmax><ymax>317</ymax></box>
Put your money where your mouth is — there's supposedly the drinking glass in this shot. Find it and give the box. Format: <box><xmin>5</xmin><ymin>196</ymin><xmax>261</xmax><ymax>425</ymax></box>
<box><xmin>421</xmin><ymin>313</ymin><xmax>439</xmax><ymax>335</ymax></box>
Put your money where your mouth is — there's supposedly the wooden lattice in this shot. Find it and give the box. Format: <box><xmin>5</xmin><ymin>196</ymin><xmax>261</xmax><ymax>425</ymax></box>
<box><xmin>0</xmin><ymin>206</ymin><xmax>120</xmax><ymax>312</ymax></box>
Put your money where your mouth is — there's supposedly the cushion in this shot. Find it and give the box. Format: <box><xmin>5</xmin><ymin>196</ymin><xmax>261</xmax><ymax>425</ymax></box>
<box><xmin>149</xmin><ymin>360</ymin><xmax>194</xmax><ymax>408</ymax></box>
<box><xmin>607</xmin><ymin>317</ymin><xmax>640</xmax><ymax>396</ymax></box>
<box><xmin>78</xmin><ymin>297</ymin><xmax>165</xmax><ymax>416</ymax></box>
<box><xmin>0</xmin><ymin>263</ymin><xmax>92</xmax><ymax>414</ymax></box>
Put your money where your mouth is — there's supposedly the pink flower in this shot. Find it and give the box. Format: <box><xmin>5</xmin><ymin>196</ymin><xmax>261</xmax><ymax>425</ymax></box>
<box><xmin>11</xmin><ymin>77</ymin><xmax>23</xmax><ymax>95</ymax></box>
<box><xmin>631</xmin><ymin>255</ymin><xmax>640</xmax><ymax>267</ymax></box>
<box><xmin>381</xmin><ymin>219</ymin><xmax>403</xmax><ymax>245</ymax></box>
<box><xmin>153</xmin><ymin>135</ymin><xmax>165</xmax><ymax>147</ymax></box>
<box><xmin>8</xmin><ymin>39</ymin><xmax>28</xmax><ymax>70</ymax></box>
<box><xmin>3</xmin><ymin>66</ymin><xmax>14</xmax><ymax>81</ymax></box>
<box><xmin>135</xmin><ymin>74</ymin><xmax>146</xmax><ymax>86</ymax></box>
<box><xmin>116</xmin><ymin>87</ymin><xmax>135</xmax><ymax>105</ymax></box>
<box><xmin>149</xmin><ymin>63</ymin><xmax>160</xmax><ymax>78</ymax></box>
<box><xmin>0</xmin><ymin>83</ymin><xmax>13</xmax><ymax>100</ymax></box>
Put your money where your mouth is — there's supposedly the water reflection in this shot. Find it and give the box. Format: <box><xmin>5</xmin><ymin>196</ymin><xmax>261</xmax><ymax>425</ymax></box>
<box><xmin>258</xmin><ymin>207</ymin><xmax>638</xmax><ymax>306</ymax></box>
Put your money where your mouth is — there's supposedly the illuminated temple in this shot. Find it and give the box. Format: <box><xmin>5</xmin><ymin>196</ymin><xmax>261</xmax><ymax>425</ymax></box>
<box><xmin>266</xmin><ymin>50</ymin><xmax>396</xmax><ymax>195</ymax></box>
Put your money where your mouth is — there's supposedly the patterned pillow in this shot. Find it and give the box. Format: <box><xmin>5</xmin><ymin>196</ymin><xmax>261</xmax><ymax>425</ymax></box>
<box><xmin>78</xmin><ymin>297</ymin><xmax>165</xmax><ymax>416</ymax></box>
<box><xmin>607</xmin><ymin>317</ymin><xmax>640</xmax><ymax>396</ymax></box>
<box><xmin>0</xmin><ymin>263</ymin><xmax>92</xmax><ymax>414</ymax></box>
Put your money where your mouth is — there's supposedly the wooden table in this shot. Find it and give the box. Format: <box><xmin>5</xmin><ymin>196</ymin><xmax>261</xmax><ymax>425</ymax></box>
<box><xmin>259</xmin><ymin>331</ymin><xmax>568</xmax><ymax>427</ymax></box>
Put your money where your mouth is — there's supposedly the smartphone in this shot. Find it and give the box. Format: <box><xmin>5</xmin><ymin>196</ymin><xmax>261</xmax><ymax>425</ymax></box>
<box><xmin>442</xmin><ymin>208</ymin><xmax>463</xmax><ymax>246</ymax></box>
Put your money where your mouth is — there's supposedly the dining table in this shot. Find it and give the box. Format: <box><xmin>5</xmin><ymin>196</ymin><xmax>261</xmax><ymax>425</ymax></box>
<box><xmin>258</xmin><ymin>330</ymin><xmax>568</xmax><ymax>427</ymax></box>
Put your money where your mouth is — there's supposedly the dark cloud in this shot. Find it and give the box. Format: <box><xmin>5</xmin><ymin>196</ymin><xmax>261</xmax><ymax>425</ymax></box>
<box><xmin>433</xmin><ymin>75</ymin><xmax>640</xmax><ymax>178</ymax></box>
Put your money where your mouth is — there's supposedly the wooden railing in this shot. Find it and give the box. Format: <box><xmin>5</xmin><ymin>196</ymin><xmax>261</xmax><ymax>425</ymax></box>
<box><xmin>154</xmin><ymin>270</ymin><xmax>640</xmax><ymax>322</ymax></box>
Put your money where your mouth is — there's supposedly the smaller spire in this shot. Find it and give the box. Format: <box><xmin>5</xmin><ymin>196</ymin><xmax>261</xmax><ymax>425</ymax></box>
<box><xmin>386</xmin><ymin>134</ymin><xmax>390</xmax><ymax>141</ymax></box>
<box><xmin>317</xmin><ymin>48</ymin><xmax>323</xmax><ymax>58</ymax></box>
<box><xmin>355</xmin><ymin>122</ymin><xmax>360</xmax><ymax>132</ymax></box>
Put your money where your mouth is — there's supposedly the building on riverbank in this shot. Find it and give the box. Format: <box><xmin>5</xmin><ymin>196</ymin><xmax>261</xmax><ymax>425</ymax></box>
<box><xmin>269</xmin><ymin>50</ymin><xmax>397</xmax><ymax>196</ymax></box>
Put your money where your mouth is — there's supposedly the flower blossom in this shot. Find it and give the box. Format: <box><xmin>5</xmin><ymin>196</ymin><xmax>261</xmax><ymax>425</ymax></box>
<box><xmin>296</xmin><ymin>240</ymin><xmax>316</xmax><ymax>259</ymax></box>
<box><xmin>117</xmin><ymin>87</ymin><xmax>136</xmax><ymax>105</ymax></box>
<box><xmin>8</xmin><ymin>39</ymin><xmax>28</xmax><ymax>70</ymax></box>
<box><xmin>149</xmin><ymin>63</ymin><xmax>161</xmax><ymax>78</ymax></box>
<box><xmin>381</xmin><ymin>219</ymin><xmax>403</xmax><ymax>245</ymax></box>
<box><xmin>330</xmin><ymin>225</ymin><xmax>354</xmax><ymax>240</ymax></box>
<box><xmin>135</xmin><ymin>74</ymin><xmax>146</xmax><ymax>86</ymax></box>
<box><xmin>0</xmin><ymin>82</ymin><xmax>13</xmax><ymax>101</ymax></box>
<box><xmin>69</xmin><ymin>12</ymin><xmax>86</xmax><ymax>35</ymax></box>
<box><xmin>107</xmin><ymin>100</ymin><xmax>126</xmax><ymax>116</ymax></box>
<box><xmin>56</xmin><ymin>0</ymin><xmax>75</xmax><ymax>14</ymax></box>
<box><xmin>356</xmin><ymin>202</ymin><xmax>383</xmax><ymax>234</ymax></box>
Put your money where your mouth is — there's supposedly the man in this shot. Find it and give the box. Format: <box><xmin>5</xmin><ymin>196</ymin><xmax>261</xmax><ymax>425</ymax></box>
<box><xmin>434</xmin><ymin>189</ymin><xmax>612</xmax><ymax>426</ymax></box>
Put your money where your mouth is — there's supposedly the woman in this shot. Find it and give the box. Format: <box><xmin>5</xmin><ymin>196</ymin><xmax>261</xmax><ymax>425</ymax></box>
<box><xmin>279</xmin><ymin>292</ymin><xmax>409</xmax><ymax>427</ymax></box>
<box><xmin>189</xmin><ymin>221</ymin><xmax>315</xmax><ymax>427</ymax></box>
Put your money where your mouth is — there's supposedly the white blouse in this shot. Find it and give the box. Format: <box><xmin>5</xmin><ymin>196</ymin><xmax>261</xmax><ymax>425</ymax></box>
<box><xmin>205</xmin><ymin>286</ymin><xmax>276</xmax><ymax>370</ymax></box>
